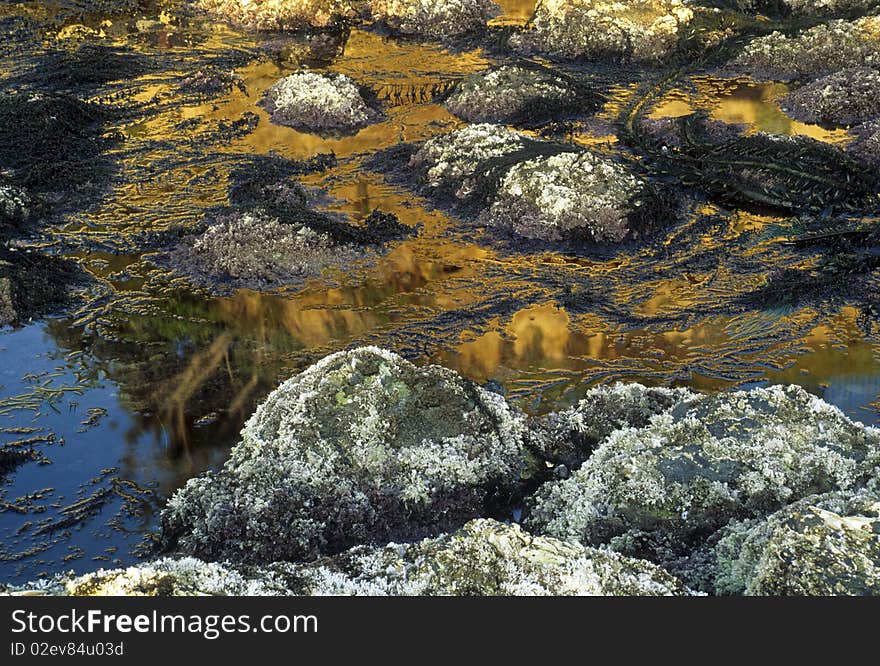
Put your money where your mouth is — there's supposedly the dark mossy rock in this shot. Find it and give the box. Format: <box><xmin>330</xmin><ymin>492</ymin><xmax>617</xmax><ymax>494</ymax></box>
<box><xmin>0</xmin><ymin>246</ymin><xmax>81</xmax><ymax>327</ymax></box>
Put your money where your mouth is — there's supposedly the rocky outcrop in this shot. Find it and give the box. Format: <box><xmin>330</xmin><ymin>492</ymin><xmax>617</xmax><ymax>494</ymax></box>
<box><xmin>509</xmin><ymin>0</ymin><xmax>695</xmax><ymax>63</ymax></box>
<box><xmin>191</xmin><ymin>0</ymin><xmax>361</xmax><ymax>31</ymax></box>
<box><xmin>730</xmin><ymin>16</ymin><xmax>880</xmax><ymax>80</ymax></box>
<box><xmin>713</xmin><ymin>489</ymin><xmax>880</xmax><ymax>595</ymax></box>
<box><xmin>161</xmin><ymin>347</ymin><xmax>530</xmax><ymax>563</ymax></box>
<box><xmin>526</xmin><ymin>385</ymin><xmax>880</xmax><ymax>555</ymax></box>
<box><xmin>7</xmin><ymin>520</ymin><xmax>693</xmax><ymax>596</ymax></box>
<box><xmin>261</xmin><ymin>71</ymin><xmax>379</xmax><ymax>134</ymax></box>
<box><xmin>780</xmin><ymin>67</ymin><xmax>880</xmax><ymax>126</ymax></box>
<box><xmin>370</xmin><ymin>0</ymin><xmax>500</xmax><ymax>38</ymax></box>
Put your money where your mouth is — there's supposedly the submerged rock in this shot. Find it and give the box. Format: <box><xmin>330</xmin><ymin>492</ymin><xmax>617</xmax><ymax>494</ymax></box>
<box><xmin>730</xmin><ymin>16</ymin><xmax>880</xmax><ymax>80</ymax></box>
<box><xmin>528</xmin><ymin>383</ymin><xmax>696</xmax><ymax>471</ymax></box>
<box><xmin>526</xmin><ymin>385</ymin><xmax>880</xmax><ymax>555</ymax></box>
<box><xmin>192</xmin><ymin>0</ymin><xmax>361</xmax><ymax>31</ymax></box>
<box><xmin>510</xmin><ymin>0</ymin><xmax>695</xmax><ymax>63</ymax></box>
<box><xmin>261</xmin><ymin>71</ymin><xmax>379</xmax><ymax>134</ymax></box>
<box><xmin>714</xmin><ymin>489</ymin><xmax>880</xmax><ymax>595</ymax></box>
<box><xmin>780</xmin><ymin>67</ymin><xmax>880</xmax><ymax>126</ymax></box>
<box><xmin>444</xmin><ymin>63</ymin><xmax>592</xmax><ymax>126</ymax></box>
<box><xmin>480</xmin><ymin>151</ymin><xmax>663</xmax><ymax>243</ymax></box>
<box><xmin>370</xmin><ymin>0</ymin><xmax>500</xmax><ymax>38</ymax></box>
<box><xmin>161</xmin><ymin>347</ymin><xmax>529</xmax><ymax>563</ymax></box>
<box><xmin>8</xmin><ymin>520</ymin><xmax>693</xmax><ymax>596</ymax></box>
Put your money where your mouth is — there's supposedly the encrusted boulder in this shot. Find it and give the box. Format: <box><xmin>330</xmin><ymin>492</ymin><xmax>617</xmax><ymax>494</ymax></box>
<box><xmin>282</xmin><ymin>519</ymin><xmax>695</xmax><ymax>595</ymax></box>
<box><xmin>509</xmin><ymin>0</ymin><xmax>695</xmax><ymax>63</ymax></box>
<box><xmin>528</xmin><ymin>383</ymin><xmax>696</xmax><ymax>471</ymax></box>
<box><xmin>443</xmin><ymin>64</ymin><xmax>587</xmax><ymax>125</ymax></box>
<box><xmin>730</xmin><ymin>16</ymin><xmax>880</xmax><ymax>80</ymax></box>
<box><xmin>480</xmin><ymin>150</ymin><xmax>665</xmax><ymax>243</ymax></box>
<box><xmin>525</xmin><ymin>385</ymin><xmax>880</xmax><ymax>553</ymax></box>
<box><xmin>261</xmin><ymin>71</ymin><xmax>379</xmax><ymax>134</ymax></box>
<box><xmin>409</xmin><ymin>124</ymin><xmax>671</xmax><ymax>242</ymax></box>
<box><xmin>161</xmin><ymin>347</ymin><xmax>529</xmax><ymax>563</ymax></box>
<box><xmin>191</xmin><ymin>0</ymin><xmax>361</xmax><ymax>31</ymax></box>
<box><xmin>370</xmin><ymin>0</ymin><xmax>500</xmax><ymax>38</ymax></box>
<box><xmin>8</xmin><ymin>520</ymin><xmax>693</xmax><ymax>596</ymax></box>
<box><xmin>848</xmin><ymin>118</ymin><xmax>880</xmax><ymax>166</ymax></box>
<box><xmin>0</xmin><ymin>181</ymin><xmax>33</xmax><ymax>231</ymax></box>
<box><xmin>713</xmin><ymin>490</ymin><xmax>880</xmax><ymax>595</ymax></box>
<box><xmin>780</xmin><ymin>67</ymin><xmax>880</xmax><ymax>126</ymax></box>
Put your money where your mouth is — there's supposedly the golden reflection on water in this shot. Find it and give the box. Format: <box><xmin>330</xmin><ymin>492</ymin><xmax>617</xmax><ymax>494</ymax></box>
<box><xmin>491</xmin><ymin>0</ymin><xmax>537</xmax><ymax>24</ymax></box>
<box><xmin>650</xmin><ymin>76</ymin><xmax>851</xmax><ymax>144</ymax></box>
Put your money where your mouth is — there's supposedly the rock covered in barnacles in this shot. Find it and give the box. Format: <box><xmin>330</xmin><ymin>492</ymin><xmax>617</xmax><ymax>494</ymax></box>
<box><xmin>191</xmin><ymin>0</ymin><xmax>361</xmax><ymax>31</ymax></box>
<box><xmin>525</xmin><ymin>385</ymin><xmax>880</xmax><ymax>552</ymax></box>
<box><xmin>848</xmin><ymin>118</ymin><xmax>880</xmax><ymax>166</ymax></box>
<box><xmin>0</xmin><ymin>557</ymin><xmax>291</xmax><ymax>596</ymax></box>
<box><xmin>480</xmin><ymin>151</ymin><xmax>662</xmax><ymax>243</ymax></box>
<box><xmin>713</xmin><ymin>489</ymin><xmax>880</xmax><ymax>595</ymax></box>
<box><xmin>5</xmin><ymin>520</ymin><xmax>694</xmax><ymax>596</ymax></box>
<box><xmin>169</xmin><ymin>211</ymin><xmax>366</xmax><ymax>289</ymax></box>
<box><xmin>443</xmin><ymin>64</ymin><xmax>580</xmax><ymax>125</ymax></box>
<box><xmin>780</xmin><ymin>67</ymin><xmax>880</xmax><ymax>126</ymax></box>
<box><xmin>509</xmin><ymin>0</ymin><xmax>695</xmax><ymax>63</ymax></box>
<box><xmin>370</xmin><ymin>0</ymin><xmax>500</xmax><ymax>38</ymax></box>
<box><xmin>528</xmin><ymin>383</ymin><xmax>696</xmax><ymax>471</ymax></box>
<box><xmin>285</xmin><ymin>519</ymin><xmax>695</xmax><ymax>595</ymax></box>
<box><xmin>261</xmin><ymin>71</ymin><xmax>379</xmax><ymax>133</ymax></box>
<box><xmin>409</xmin><ymin>123</ymin><xmax>529</xmax><ymax>200</ymax></box>
<box><xmin>161</xmin><ymin>347</ymin><xmax>529</xmax><ymax>563</ymax></box>
<box><xmin>730</xmin><ymin>16</ymin><xmax>880</xmax><ymax>80</ymax></box>
<box><xmin>0</xmin><ymin>181</ymin><xmax>33</xmax><ymax>230</ymax></box>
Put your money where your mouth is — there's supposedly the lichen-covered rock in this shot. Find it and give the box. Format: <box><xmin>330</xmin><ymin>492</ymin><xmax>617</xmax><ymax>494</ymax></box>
<box><xmin>529</xmin><ymin>383</ymin><xmax>696</xmax><ymax>471</ymax></box>
<box><xmin>510</xmin><ymin>0</ymin><xmax>695</xmax><ymax>63</ymax></box>
<box><xmin>286</xmin><ymin>519</ymin><xmax>695</xmax><ymax>595</ymax></box>
<box><xmin>730</xmin><ymin>16</ymin><xmax>880</xmax><ymax>80</ymax></box>
<box><xmin>162</xmin><ymin>347</ymin><xmax>529</xmax><ymax>563</ymax></box>
<box><xmin>714</xmin><ymin>490</ymin><xmax>880</xmax><ymax>595</ymax></box>
<box><xmin>409</xmin><ymin>123</ymin><xmax>531</xmax><ymax>201</ymax></box>
<box><xmin>479</xmin><ymin>151</ymin><xmax>662</xmax><ymax>243</ymax></box>
<box><xmin>780</xmin><ymin>67</ymin><xmax>880</xmax><ymax>126</ymax></box>
<box><xmin>443</xmin><ymin>64</ymin><xmax>581</xmax><ymax>125</ymax></box>
<box><xmin>192</xmin><ymin>0</ymin><xmax>362</xmax><ymax>31</ymax></box>
<box><xmin>5</xmin><ymin>520</ymin><xmax>694</xmax><ymax>596</ymax></box>
<box><xmin>261</xmin><ymin>71</ymin><xmax>379</xmax><ymax>133</ymax></box>
<box><xmin>370</xmin><ymin>0</ymin><xmax>500</xmax><ymax>38</ymax></box>
<box><xmin>526</xmin><ymin>385</ymin><xmax>880</xmax><ymax>552</ymax></box>
<box><xmin>168</xmin><ymin>211</ymin><xmax>366</xmax><ymax>289</ymax></box>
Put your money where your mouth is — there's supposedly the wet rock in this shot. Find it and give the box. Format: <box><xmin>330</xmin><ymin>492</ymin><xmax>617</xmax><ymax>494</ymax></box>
<box><xmin>525</xmin><ymin>385</ymin><xmax>880</xmax><ymax>555</ymax></box>
<box><xmin>528</xmin><ymin>383</ymin><xmax>696</xmax><ymax>470</ymax></box>
<box><xmin>370</xmin><ymin>0</ymin><xmax>500</xmax><ymax>38</ymax></box>
<box><xmin>730</xmin><ymin>16</ymin><xmax>880</xmax><ymax>80</ymax></box>
<box><xmin>161</xmin><ymin>347</ymin><xmax>529</xmax><ymax>563</ymax></box>
<box><xmin>713</xmin><ymin>489</ymin><xmax>880</xmax><ymax>595</ymax></box>
<box><xmin>755</xmin><ymin>0</ymin><xmax>880</xmax><ymax>17</ymax></box>
<box><xmin>509</xmin><ymin>0</ymin><xmax>695</xmax><ymax>63</ymax></box>
<box><xmin>444</xmin><ymin>63</ymin><xmax>593</xmax><ymax>126</ymax></box>
<box><xmin>261</xmin><ymin>71</ymin><xmax>380</xmax><ymax>134</ymax></box>
<box><xmin>192</xmin><ymin>0</ymin><xmax>362</xmax><ymax>31</ymax></box>
<box><xmin>480</xmin><ymin>150</ymin><xmax>665</xmax><ymax>243</ymax></box>
<box><xmin>0</xmin><ymin>246</ymin><xmax>80</xmax><ymax>327</ymax></box>
<box><xmin>780</xmin><ymin>67</ymin><xmax>880</xmax><ymax>126</ymax></box>
<box><xmin>179</xmin><ymin>69</ymin><xmax>246</xmax><ymax>99</ymax></box>
<box><xmin>8</xmin><ymin>520</ymin><xmax>693</xmax><ymax>596</ymax></box>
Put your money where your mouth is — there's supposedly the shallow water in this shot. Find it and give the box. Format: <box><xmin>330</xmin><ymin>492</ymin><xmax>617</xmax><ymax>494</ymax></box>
<box><xmin>1</xmin><ymin>2</ymin><xmax>878</xmax><ymax>582</ymax></box>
